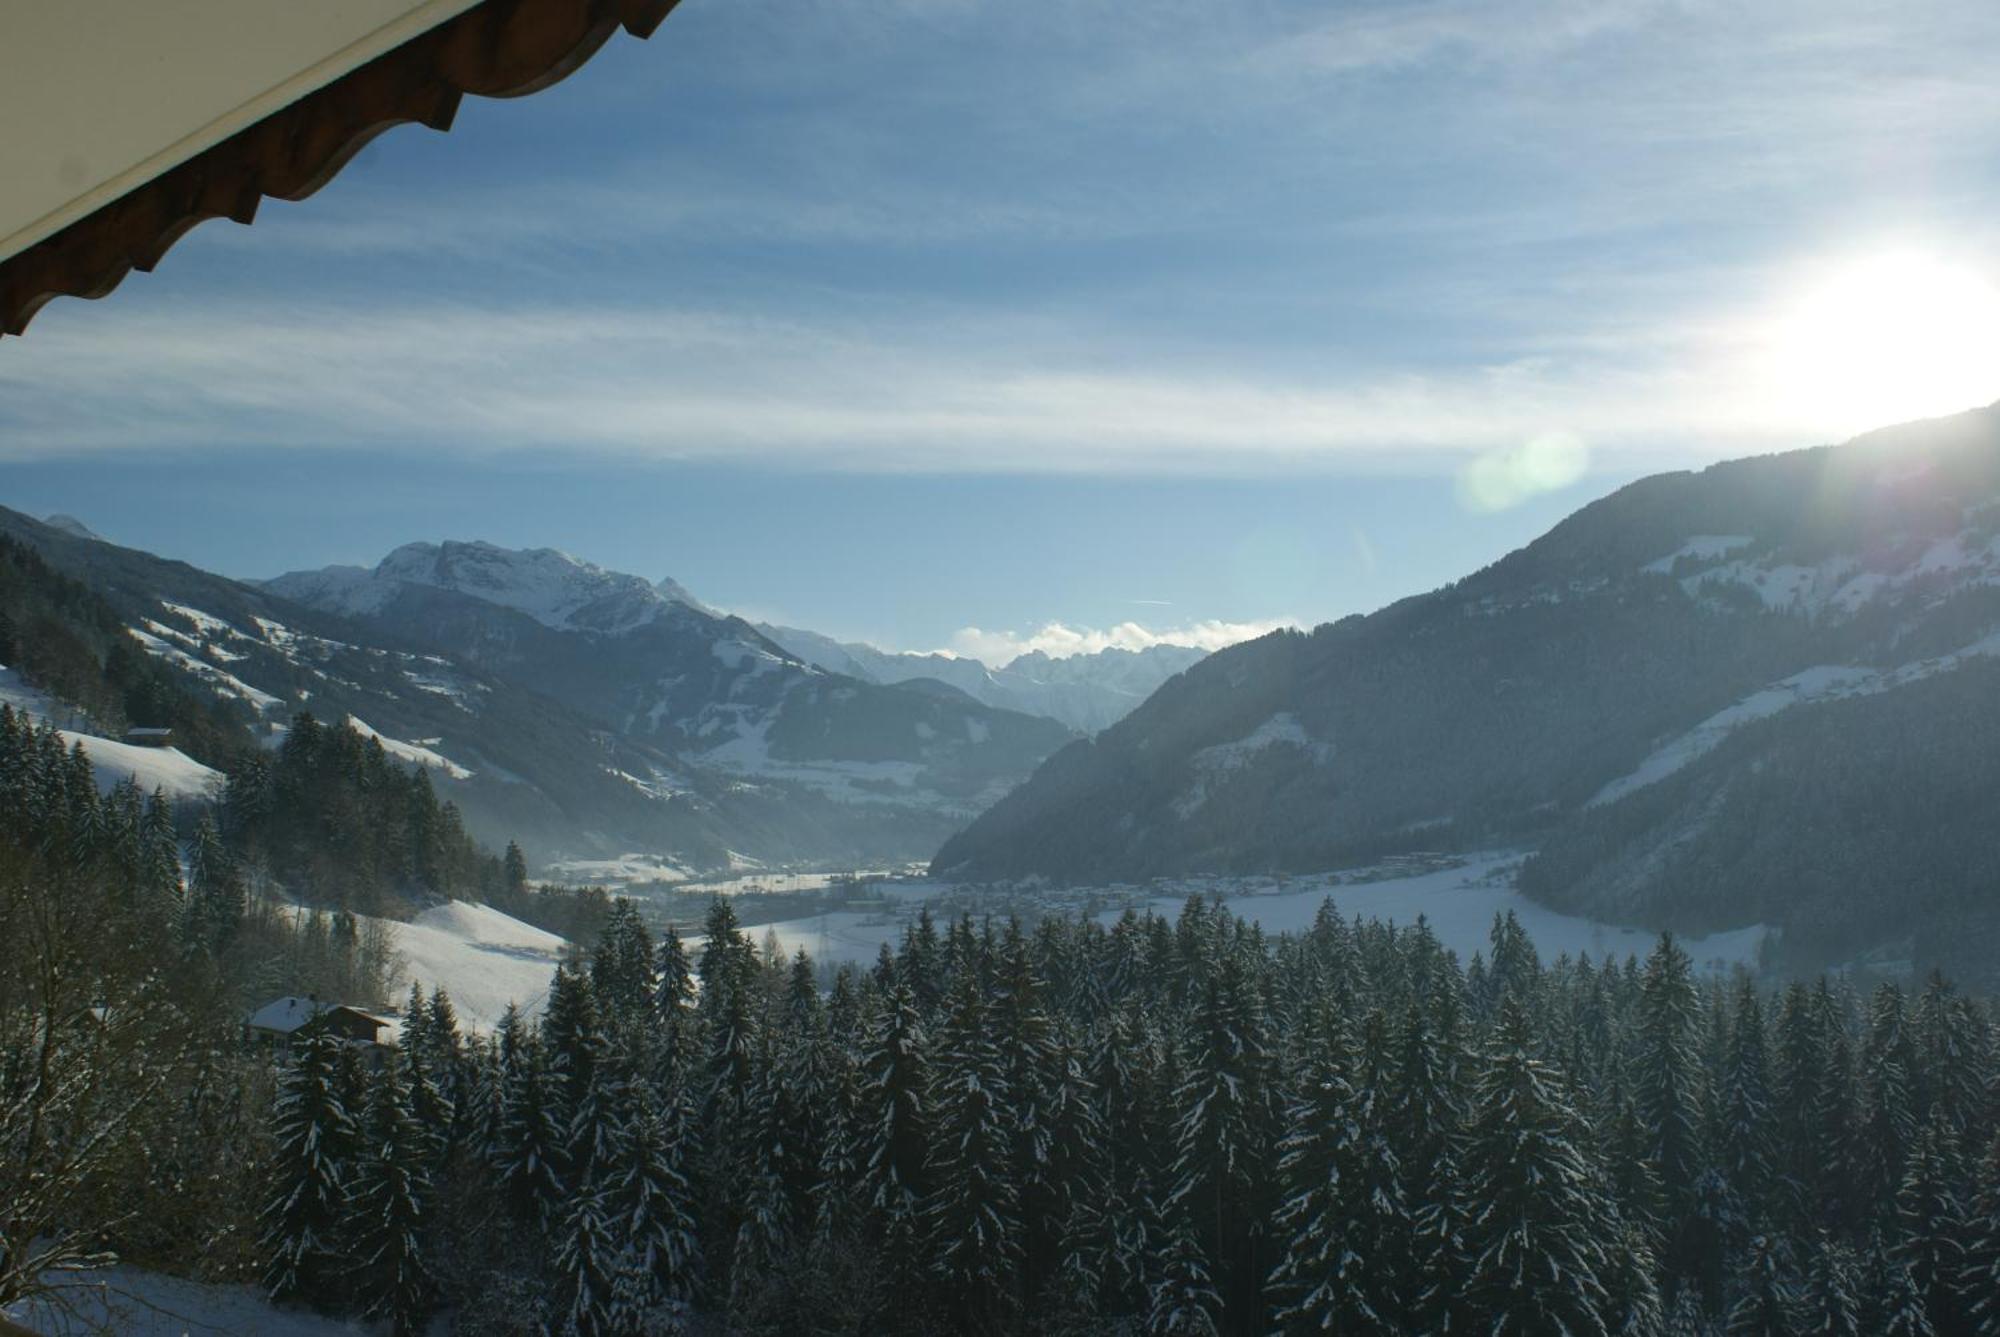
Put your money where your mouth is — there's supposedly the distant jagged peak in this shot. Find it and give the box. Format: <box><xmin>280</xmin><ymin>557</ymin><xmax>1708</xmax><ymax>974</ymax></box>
<box><xmin>42</xmin><ymin>513</ymin><xmax>102</xmax><ymax>541</ymax></box>
<box><xmin>270</xmin><ymin>538</ymin><xmax>716</xmax><ymax>636</ymax></box>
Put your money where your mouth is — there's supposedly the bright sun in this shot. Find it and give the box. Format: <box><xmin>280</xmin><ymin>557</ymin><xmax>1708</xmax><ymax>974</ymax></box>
<box><xmin>1764</xmin><ymin>248</ymin><xmax>2000</xmax><ymax>435</ymax></box>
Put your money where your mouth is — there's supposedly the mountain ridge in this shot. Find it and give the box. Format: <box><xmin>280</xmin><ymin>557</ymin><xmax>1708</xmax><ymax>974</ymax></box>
<box><xmin>932</xmin><ymin>403</ymin><xmax>2000</xmax><ymax>977</ymax></box>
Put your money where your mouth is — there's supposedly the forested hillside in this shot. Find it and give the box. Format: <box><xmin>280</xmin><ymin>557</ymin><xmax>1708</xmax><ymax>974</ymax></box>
<box><xmin>936</xmin><ymin>405</ymin><xmax>2000</xmax><ymax>975</ymax></box>
<box><xmin>32</xmin><ymin>877</ymin><xmax>1998</xmax><ymax>1335</ymax></box>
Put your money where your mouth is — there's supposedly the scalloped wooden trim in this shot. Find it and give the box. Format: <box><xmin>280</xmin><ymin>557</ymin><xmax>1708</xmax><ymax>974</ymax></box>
<box><xmin>0</xmin><ymin>0</ymin><xmax>679</xmax><ymax>337</ymax></box>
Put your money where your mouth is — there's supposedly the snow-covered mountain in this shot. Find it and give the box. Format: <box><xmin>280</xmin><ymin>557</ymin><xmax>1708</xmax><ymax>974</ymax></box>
<box><xmin>756</xmin><ymin>623</ymin><xmax>1209</xmax><ymax>733</ymax></box>
<box><xmin>268</xmin><ymin>540</ymin><xmax>716</xmax><ymax>636</ymax></box>
<box><xmin>265</xmin><ymin>539</ymin><xmax>1075</xmax><ymax>849</ymax></box>
<box><xmin>0</xmin><ymin>509</ymin><xmax>1077</xmax><ymax>877</ymax></box>
<box><xmin>935</xmin><ymin>403</ymin><xmax>2000</xmax><ymax>980</ymax></box>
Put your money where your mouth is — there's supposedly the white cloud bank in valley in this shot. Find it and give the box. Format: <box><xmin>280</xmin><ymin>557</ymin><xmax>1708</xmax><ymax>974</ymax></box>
<box><xmin>942</xmin><ymin>618</ymin><xmax>1290</xmax><ymax>664</ymax></box>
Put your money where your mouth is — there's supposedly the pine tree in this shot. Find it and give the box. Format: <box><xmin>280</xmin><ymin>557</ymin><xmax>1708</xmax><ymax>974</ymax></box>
<box><xmin>1725</xmin><ymin>1235</ymin><xmax>1793</xmax><ymax>1337</ymax></box>
<box><xmin>1892</xmin><ymin>1117</ymin><xmax>1968</xmax><ymax>1335</ymax></box>
<box><xmin>1460</xmin><ymin>997</ymin><xmax>1614</xmax><ymax>1336</ymax></box>
<box><xmin>924</xmin><ymin>968</ymin><xmax>1022</xmax><ymax>1332</ymax></box>
<box><xmin>1637</xmin><ymin>934</ymin><xmax>1708</xmax><ymax>1280</ymax></box>
<box><xmin>1798</xmin><ymin>1234</ymin><xmax>1862</xmax><ymax>1337</ymax></box>
<box><xmin>606</xmin><ymin>1080</ymin><xmax>701</xmax><ymax>1328</ymax></box>
<box><xmin>347</xmin><ymin>1054</ymin><xmax>435</xmax><ymax>1336</ymax></box>
<box><xmin>1168</xmin><ymin>951</ymin><xmax>1273</xmax><ymax>1323</ymax></box>
<box><xmin>1147</xmin><ymin>1211</ymin><xmax>1223</xmax><ymax>1337</ymax></box>
<box><xmin>1266</xmin><ymin>1004</ymin><xmax>1369</xmax><ymax>1332</ymax></box>
<box><xmin>860</xmin><ymin>983</ymin><xmax>931</xmax><ymax>1281</ymax></box>
<box><xmin>261</xmin><ymin>1032</ymin><xmax>359</xmax><ymax>1308</ymax></box>
<box><xmin>494</xmin><ymin>1044</ymin><xmax>566</xmax><ymax>1226</ymax></box>
<box><xmin>1963</xmin><ymin>1131</ymin><xmax>2000</xmax><ymax>1337</ymax></box>
<box><xmin>554</xmin><ymin>1188</ymin><xmax>620</xmax><ymax>1335</ymax></box>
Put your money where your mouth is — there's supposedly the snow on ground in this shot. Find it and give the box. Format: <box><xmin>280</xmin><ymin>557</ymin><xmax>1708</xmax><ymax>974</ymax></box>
<box><xmin>0</xmin><ymin>663</ymin><xmax>69</xmax><ymax>722</ymax></box>
<box><xmin>1592</xmin><ymin>629</ymin><xmax>2000</xmax><ymax>806</ymax></box>
<box><xmin>697</xmin><ymin>709</ymin><xmax>934</xmax><ymax>807</ymax></box>
<box><xmin>1642</xmin><ymin>535</ymin><xmax>1755</xmax><ymax>573</ymax></box>
<box><xmin>546</xmin><ymin>852</ymin><xmax>698</xmax><ymax>885</ymax></box>
<box><xmin>1176</xmin><ymin>712</ymin><xmax>1334</xmax><ymax>816</ymax></box>
<box><xmin>344</xmin><ymin>716</ymin><xmax>474</xmax><ymax>780</ymax></box>
<box><xmin>381</xmin><ymin>900</ymin><xmax>568</xmax><ymax>1032</ymax></box>
<box><xmin>4</xmin><ymin>1262</ymin><xmax>383</xmax><ymax>1336</ymax></box>
<box><xmin>742</xmin><ymin>854</ymin><xmax>1768</xmax><ymax>977</ymax></box>
<box><xmin>57</xmin><ymin>730</ymin><xmax>225</xmax><ymax>801</ymax></box>
<box><xmin>126</xmin><ymin>627</ymin><xmax>283</xmax><ymax>713</ymax></box>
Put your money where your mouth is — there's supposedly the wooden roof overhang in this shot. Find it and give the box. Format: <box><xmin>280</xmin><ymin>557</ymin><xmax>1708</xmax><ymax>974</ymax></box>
<box><xmin>0</xmin><ymin>0</ymin><xmax>679</xmax><ymax>338</ymax></box>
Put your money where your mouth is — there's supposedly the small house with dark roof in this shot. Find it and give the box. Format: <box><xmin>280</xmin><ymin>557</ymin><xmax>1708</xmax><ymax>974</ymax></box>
<box><xmin>123</xmin><ymin>726</ymin><xmax>173</xmax><ymax>747</ymax></box>
<box><xmin>246</xmin><ymin>995</ymin><xmax>396</xmax><ymax>1062</ymax></box>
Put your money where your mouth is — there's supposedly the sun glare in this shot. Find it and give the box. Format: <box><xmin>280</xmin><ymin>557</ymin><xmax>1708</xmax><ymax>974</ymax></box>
<box><xmin>1763</xmin><ymin>248</ymin><xmax>2000</xmax><ymax>436</ymax></box>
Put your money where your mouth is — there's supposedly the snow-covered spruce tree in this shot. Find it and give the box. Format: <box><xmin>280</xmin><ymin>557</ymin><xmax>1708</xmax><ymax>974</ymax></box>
<box><xmin>495</xmin><ymin>1042</ymin><xmax>567</xmax><ymax>1227</ymax></box>
<box><xmin>1770</xmin><ymin>982</ymin><xmax>1827</xmax><ymax>1233</ymax></box>
<box><xmin>1724</xmin><ymin>1234</ymin><xmax>1792</xmax><ymax>1337</ymax></box>
<box><xmin>1264</xmin><ymin>1002</ymin><xmax>1371</xmax><ymax>1333</ymax></box>
<box><xmin>1718</xmin><ymin>979</ymin><xmax>1775</xmax><ymax>1221</ymax></box>
<box><xmin>1798</xmin><ymin>1233</ymin><xmax>1863</xmax><ymax>1337</ymax></box>
<box><xmin>347</xmin><ymin>1052</ymin><xmax>435</xmax><ymax>1337</ymax></box>
<box><xmin>261</xmin><ymin>1030</ymin><xmax>359</xmax><ymax>1309</ymax></box>
<box><xmin>591</xmin><ymin>898</ymin><xmax>657</xmax><ymax>1029</ymax></box>
<box><xmin>1636</xmin><ymin>934</ymin><xmax>1709</xmax><ymax>1285</ymax></box>
<box><xmin>606</xmin><ymin>1079</ymin><xmax>701</xmax><ymax>1330</ymax></box>
<box><xmin>1858</xmin><ymin>984</ymin><xmax>1920</xmax><ymax>1228</ymax></box>
<box><xmin>1039</xmin><ymin>1019</ymin><xmax>1110</xmax><ymax>1316</ymax></box>
<box><xmin>1963</xmin><ymin>1131</ymin><xmax>2000</xmax><ymax>1336</ymax></box>
<box><xmin>544</xmin><ymin>963</ymin><xmax>603</xmax><ymax>1120</ymax></box>
<box><xmin>1460</xmin><ymin>996</ymin><xmax>1615</xmax><ymax>1336</ymax></box>
<box><xmin>1600</xmin><ymin>1220</ymin><xmax>1666</xmax><ymax>1337</ymax></box>
<box><xmin>924</xmin><ymin>966</ymin><xmax>1023</xmax><ymax>1333</ymax></box>
<box><xmin>1891</xmin><ymin>1116</ymin><xmax>1968</xmax><ymax>1334</ymax></box>
<box><xmin>992</xmin><ymin>921</ymin><xmax>1063</xmax><ymax>1291</ymax></box>
<box><xmin>859</xmin><ymin>982</ymin><xmax>931</xmax><ymax>1283</ymax></box>
<box><xmin>554</xmin><ymin>1186</ymin><xmax>620</xmax><ymax>1336</ymax></box>
<box><xmin>1147</xmin><ymin>1208</ymin><xmax>1223</xmax><ymax>1337</ymax></box>
<box><xmin>1168</xmin><ymin>949</ymin><xmax>1274</xmax><ymax>1323</ymax></box>
<box><xmin>1876</xmin><ymin>1260</ymin><xmax>1938</xmax><ymax>1337</ymax></box>
<box><xmin>730</xmin><ymin>1051</ymin><xmax>798</xmax><ymax>1304</ymax></box>
<box><xmin>181</xmin><ymin>809</ymin><xmax>244</xmax><ymax>952</ymax></box>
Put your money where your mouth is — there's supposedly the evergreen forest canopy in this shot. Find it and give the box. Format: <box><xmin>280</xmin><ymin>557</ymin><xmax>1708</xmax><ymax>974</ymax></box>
<box><xmin>17</xmin><ymin>823</ymin><xmax>2000</xmax><ymax>1335</ymax></box>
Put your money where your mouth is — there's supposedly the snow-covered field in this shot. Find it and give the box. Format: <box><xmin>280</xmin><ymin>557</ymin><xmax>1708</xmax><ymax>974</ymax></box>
<box><xmin>58</xmin><ymin>730</ymin><xmax>226</xmax><ymax>801</ymax></box>
<box><xmin>1591</xmin><ymin>627</ymin><xmax>2000</xmax><ymax>806</ymax></box>
<box><xmin>304</xmin><ymin>900</ymin><xmax>567</xmax><ymax>1033</ymax></box>
<box><xmin>741</xmin><ymin>854</ymin><xmax>1769</xmax><ymax>976</ymax></box>
<box><xmin>387</xmin><ymin>900</ymin><xmax>567</xmax><ymax>1031</ymax></box>
<box><xmin>3</xmin><ymin>1263</ymin><xmax>385</xmax><ymax>1336</ymax></box>
<box><xmin>343</xmin><ymin>715</ymin><xmax>474</xmax><ymax>780</ymax></box>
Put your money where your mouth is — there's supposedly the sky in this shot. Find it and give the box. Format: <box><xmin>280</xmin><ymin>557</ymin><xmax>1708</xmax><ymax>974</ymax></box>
<box><xmin>6</xmin><ymin>0</ymin><xmax>2000</xmax><ymax>657</ymax></box>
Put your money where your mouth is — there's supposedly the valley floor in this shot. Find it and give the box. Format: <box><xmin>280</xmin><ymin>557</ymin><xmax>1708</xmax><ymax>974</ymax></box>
<box><xmin>713</xmin><ymin>852</ymin><xmax>1770</xmax><ymax>976</ymax></box>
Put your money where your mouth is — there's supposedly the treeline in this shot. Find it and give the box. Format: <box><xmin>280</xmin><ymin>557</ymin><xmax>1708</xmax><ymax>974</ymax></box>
<box><xmin>222</xmin><ymin>711</ymin><xmax>507</xmax><ymax>917</ymax></box>
<box><xmin>0</xmin><ymin>533</ymin><xmax>251</xmax><ymax>761</ymax></box>
<box><xmin>258</xmin><ymin>896</ymin><xmax>2000</xmax><ymax>1336</ymax></box>
<box><xmin>0</xmin><ymin>704</ymin><xmax>397</xmax><ymax>1309</ymax></box>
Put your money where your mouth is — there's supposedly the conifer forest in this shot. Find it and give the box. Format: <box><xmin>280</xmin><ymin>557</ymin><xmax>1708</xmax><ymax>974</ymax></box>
<box><xmin>6</xmin><ymin>682</ymin><xmax>2000</xmax><ymax>1335</ymax></box>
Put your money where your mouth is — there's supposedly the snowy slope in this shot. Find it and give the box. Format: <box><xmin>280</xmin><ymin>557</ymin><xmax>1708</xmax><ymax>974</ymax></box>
<box><xmin>1590</xmin><ymin>629</ymin><xmax>2000</xmax><ymax>805</ymax></box>
<box><xmin>380</xmin><ymin>900</ymin><xmax>569</xmax><ymax>1032</ymax></box>
<box><xmin>4</xmin><ymin>1263</ymin><xmax>368</xmax><ymax>1337</ymax></box>
<box><xmin>345</xmin><ymin>715</ymin><xmax>475</xmax><ymax>780</ymax></box>
<box><xmin>58</xmin><ymin>731</ymin><xmax>226</xmax><ymax>801</ymax></box>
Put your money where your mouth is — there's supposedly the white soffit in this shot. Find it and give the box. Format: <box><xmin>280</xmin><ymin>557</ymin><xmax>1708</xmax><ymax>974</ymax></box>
<box><xmin>0</xmin><ymin>0</ymin><xmax>485</xmax><ymax>263</ymax></box>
